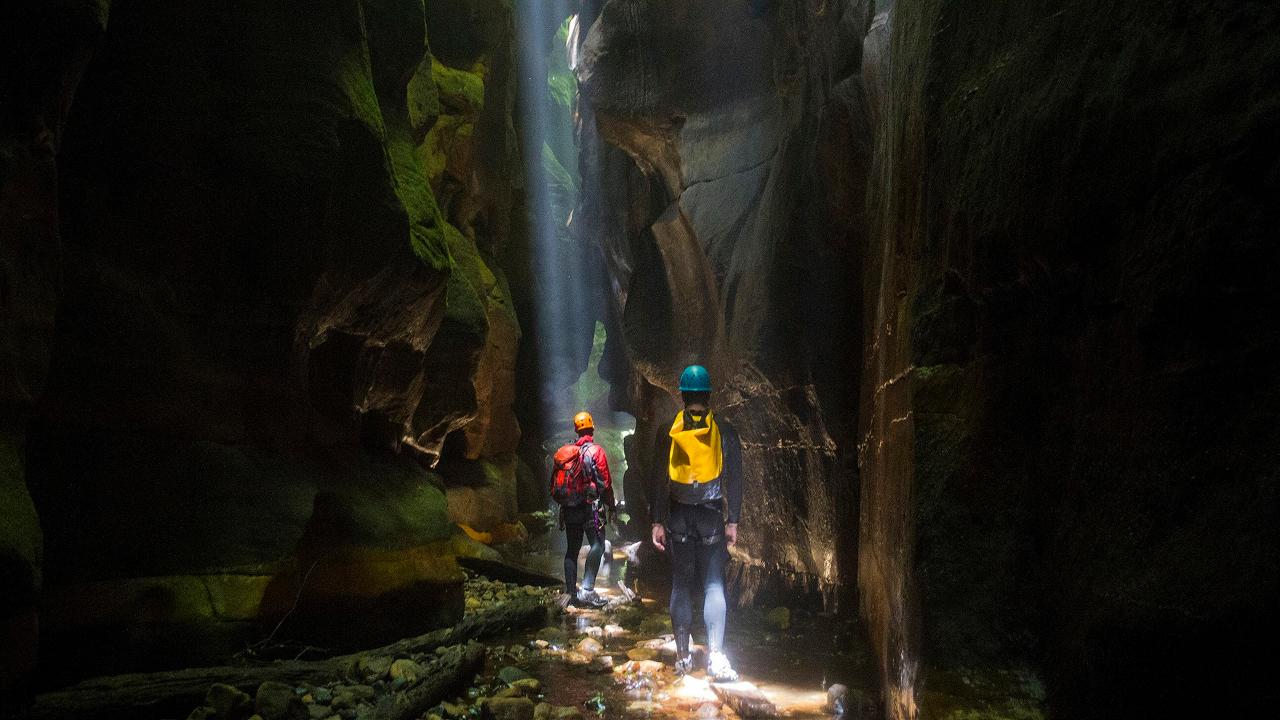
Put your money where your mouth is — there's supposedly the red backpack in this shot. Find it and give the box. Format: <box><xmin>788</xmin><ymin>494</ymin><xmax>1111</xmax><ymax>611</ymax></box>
<box><xmin>550</xmin><ymin>442</ymin><xmax>601</xmax><ymax>506</ymax></box>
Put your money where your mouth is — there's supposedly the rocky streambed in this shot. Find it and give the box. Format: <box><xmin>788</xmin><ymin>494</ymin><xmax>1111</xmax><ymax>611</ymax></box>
<box><xmin>31</xmin><ymin>561</ymin><xmax>876</xmax><ymax>720</ymax></box>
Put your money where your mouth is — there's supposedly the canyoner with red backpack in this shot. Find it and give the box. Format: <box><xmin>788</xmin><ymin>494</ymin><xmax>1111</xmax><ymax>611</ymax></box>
<box><xmin>551</xmin><ymin>411</ymin><xmax>615</xmax><ymax>608</ymax></box>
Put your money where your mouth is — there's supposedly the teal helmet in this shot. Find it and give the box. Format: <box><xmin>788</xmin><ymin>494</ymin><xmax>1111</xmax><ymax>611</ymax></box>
<box><xmin>678</xmin><ymin>365</ymin><xmax>712</xmax><ymax>392</ymax></box>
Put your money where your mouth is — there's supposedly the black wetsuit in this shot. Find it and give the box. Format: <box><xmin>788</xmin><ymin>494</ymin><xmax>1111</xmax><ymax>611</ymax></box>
<box><xmin>562</xmin><ymin>502</ymin><xmax>606</xmax><ymax>594</ymax></box>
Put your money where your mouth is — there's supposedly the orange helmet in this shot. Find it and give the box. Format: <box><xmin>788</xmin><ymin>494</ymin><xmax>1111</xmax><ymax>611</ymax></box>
<box><xmin>573</xmin><ymin>411</ymin><xmax>594</xmax><ymax>433</ymax></box>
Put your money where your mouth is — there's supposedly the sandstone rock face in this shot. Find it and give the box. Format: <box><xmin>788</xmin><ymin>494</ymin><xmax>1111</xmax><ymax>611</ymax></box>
<box><xmin>859</xmin><ymin>2</ymin><xmax>1280</xmax><ymax>718</ymax></box>
<box><xmin>1</xmin><ymin>0</ymin><xmax>112</xmax><ymax>700</ymax></box>
<box><xmin>4</xmin><ymin>0</ymin><xmax>526</xmax><ymax>680</ymax></box>
<box><xmin>577</xmin><ymin>0</ymin><xmax>872</xmax><ymax>597</ymax></box>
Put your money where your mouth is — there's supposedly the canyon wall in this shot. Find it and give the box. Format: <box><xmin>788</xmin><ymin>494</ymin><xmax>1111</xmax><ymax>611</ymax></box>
<box><xmin>861</xmin><ymin>1</ymin><xmax>1280</xmax><ymax>718</ymax></box>
<box><xmin>2</xmin><ymin>0</ymin><xmax>529</xmax><ymax>690</ymax></box>
<box><xmin>577</xmin><ymin>0</ymin><xmax>873</xmax><ymax>602</ymax></box>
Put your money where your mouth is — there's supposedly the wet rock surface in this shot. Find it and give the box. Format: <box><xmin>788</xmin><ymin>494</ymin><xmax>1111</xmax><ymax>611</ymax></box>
<box><xmin>575</xmin><ymin>0</ymin><xmax>869</xmax><ymax>600</ymax></box>
<box><xmin>2</xmin><ymin>0</ymin><xmax>528</xmax><ymax>687</ymax></box>
<box><xmin>858</xmin><ymin>1</ymin><xmax>1280</xmax><ymax>718</ymax></box>
<box><xmin>152</xmin><ymin>559</ymin><xmax>876</xmax><ymax>720</ymax></box>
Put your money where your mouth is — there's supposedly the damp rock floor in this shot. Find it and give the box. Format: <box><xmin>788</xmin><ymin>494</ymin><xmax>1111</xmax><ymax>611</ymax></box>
<box><xmin>176</xmin><ymin>547</ymin><xmax>877</xmax><ymax>720</ymax></box>
<box><xmin>444</xmin><ymin>548</ymin><xmax>876</xmax><ymax>720</ymax></box>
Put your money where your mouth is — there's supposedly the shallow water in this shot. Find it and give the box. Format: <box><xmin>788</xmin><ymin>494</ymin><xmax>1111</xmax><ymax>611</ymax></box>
<box><xmin>491</xmin><ymin>546</ymin><xmax>878</xmax><ymax>719</ymax></box>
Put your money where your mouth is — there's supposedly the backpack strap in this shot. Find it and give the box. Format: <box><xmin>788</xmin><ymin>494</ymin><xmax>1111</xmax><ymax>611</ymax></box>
<box><xmin>579</xmin><ymin>441</ymin><xmax>605</xmax><ymax>493</ymax></box>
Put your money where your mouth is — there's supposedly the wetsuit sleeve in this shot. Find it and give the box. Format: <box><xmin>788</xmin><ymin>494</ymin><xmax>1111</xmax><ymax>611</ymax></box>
<box><xmin>652</xmin><ymin>439</ymin><xmax>671</xmax><ymax>524</ymax></box>
<box><xmin>721</xmin><ymin>420</ymin><xmax>744</xmax><ymax>524</ymax></box>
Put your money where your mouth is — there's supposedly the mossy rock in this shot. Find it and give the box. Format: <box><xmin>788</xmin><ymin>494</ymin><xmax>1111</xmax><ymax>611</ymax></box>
<box><xmin>408</xmin><ymin>54</ymin><xmax>442</xmax><ymax>137</ymax></box>
<box><xmin>432</xmin><ymin>58</ymin><xmax>485</xmax><ymax>114</ymax></box>
<box><xmin>442</xmin><ymin>220</ymin><xmax>495</xmax><ymax>338</ymax></box>
<box><xmin>0</xmin><ymin>431</ymin><xmax>41</xmax><ymax>613</ymax></box>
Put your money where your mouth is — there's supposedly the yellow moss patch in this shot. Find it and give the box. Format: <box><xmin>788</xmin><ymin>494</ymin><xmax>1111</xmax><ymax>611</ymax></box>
<box><xmin>302</xmin><ymin>541</ymin><xmax>464</xmax><ymax>599</ymax></box>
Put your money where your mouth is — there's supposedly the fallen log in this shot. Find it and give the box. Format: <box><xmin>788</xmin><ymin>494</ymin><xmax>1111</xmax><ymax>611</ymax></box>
<box><xmin>26</xmin><ymin>597</ymin><xmax>548</xmax><ymax>720</ymax></box>
<box><xmin>372</xmin><ymin>642</ymin><xmax>485</xmax><ymax>720</ymax></box>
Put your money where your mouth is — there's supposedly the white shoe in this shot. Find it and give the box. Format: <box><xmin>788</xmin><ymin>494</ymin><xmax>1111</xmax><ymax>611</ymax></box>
<box><xmin>674</xmin><ymin>655</ymin><xmax>694</xmax><ymax>675</ymax></box>
<box><xmin>707</xmin><ymin>651</ymin><xmax>739</xmax><ymax>682</ymax></box>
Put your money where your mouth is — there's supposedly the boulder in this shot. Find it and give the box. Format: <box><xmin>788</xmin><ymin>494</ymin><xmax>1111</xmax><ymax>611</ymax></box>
<box><xmin>711</xmin><ymin>683</ymin><xmax>777</xmax><ymax>718</ymax></box>
<box><xmin>575</xmin><ymin>637</ymin><xmax>603</xmax><ymax>657</ymax></box>
<box><xmin>206</xmin><ymin>683</ymin><xmax>255</xmax><ymax>720</ymax></box>
<box><xmin>389</xmin><ymin>658</ymin><xmax>427</xmax><ymax>684</ymax></box>
<box><xmin>255</xmin><ymin>681</ymin><xmax>306</xmax><ymax>720</ymax></box>
<box><xmin>357</xmin><ymin>656</ymin><xmax>394</xmax><ymax>681</ymax></box>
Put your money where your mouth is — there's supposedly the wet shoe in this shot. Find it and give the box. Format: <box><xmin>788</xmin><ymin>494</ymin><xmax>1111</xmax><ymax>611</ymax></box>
<box><xmin>674</xmin><ymin>655</ymin><xmax>694</xmax><ymax>675</ymax></box>
<box><xmin>707</xmin><ymin>651</ymin><xmax>739</xmax><ymax>682</ymax></box>
<box><xmin>573</xmin><ymin>589</ymin><xmax>608</xmax><ymax>608</ymax></box>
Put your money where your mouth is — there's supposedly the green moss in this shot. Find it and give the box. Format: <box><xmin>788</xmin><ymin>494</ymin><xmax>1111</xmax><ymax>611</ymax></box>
<box><xmin>0</xmin><ymin>431</ymin><xmax>42</xmax><ymax>609</ymax></box>
<box><xmin>337</xmin><ymin>45</ymin><xmax>388</xmax><ymax>135</ymax></box>
<box><xmin>383</xmin><ymin>110</ymin><xmax>453</xmax><ymax>272</ymax></box>
<box><xmin>480</xmin><ymin>454</ymin><xmax>517</xmax><ymax>488</ymax></box>
<box><xmin>410</xmin><ymin>222</ymin><xmax>455</xmax><ymax>271</ymax></box>
<box><xmin>432</xmin><ymin>57</ymin><xmax>485</xmax><ymax>114</ymax></box>
<box><xmin>441</xmin><ymin>219</ymin><xmax>493</xmax><ymax>337</ymax></box>
<box><xmin>569</xmin><ymin>321</ymin><xmax>610</xmax><ymax>410</ymax></box>
<box><xmin>387</xmin><ymin>123</ymin><xmax>434</xmax><ymax>221</ymax></box>
<box><xmin>547</xmin><ymin>18</ymin><xmax>576</xmax><ymax>110</ymax></box>
<box><xmin>407</xmin><ymin>54</ymin><xmax>441</xmax><ymax>134</ymax></box>
<box><xmin>921</xmin><ymin>665</ymin><xmax>1046</xmax><ymax>720</ymax></box>
<box><xmin>337</xmin><ymin>454</ymin><xmax>455</xmax><ymax>547</ymax></box>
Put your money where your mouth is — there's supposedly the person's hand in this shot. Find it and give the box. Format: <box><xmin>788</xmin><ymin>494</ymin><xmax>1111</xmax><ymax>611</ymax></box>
<box><xmin>651</xmin><ymin>523</ymin><xmax>667</xmax><ymax>552</ymax></box>
<box><xmin>725</xmin><ymin>523</ymin><xmax>738</xmax><ymax>547</ymax></box>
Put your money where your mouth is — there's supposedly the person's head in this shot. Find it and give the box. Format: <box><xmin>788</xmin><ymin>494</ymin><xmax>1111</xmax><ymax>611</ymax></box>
<box><xmin>573</xmin><ymin>411</ymin><xmax>594</xmax><ymax>436</ymax></box>
<box><xmin>681</xmin><ymin>391</ymin><xmax>710</xmax><ymax>410</ymax></box>
<box><xmin>678</xmin><ymin>365</ymin><xmax>712</xmax><ymax>410</ymax></box>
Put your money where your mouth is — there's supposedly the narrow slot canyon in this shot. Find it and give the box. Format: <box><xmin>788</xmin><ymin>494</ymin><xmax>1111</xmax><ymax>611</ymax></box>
<box><xmin>1</xmin><ymin>2</ymin><xmax>1276</xmax><ymax>720</ymax></box>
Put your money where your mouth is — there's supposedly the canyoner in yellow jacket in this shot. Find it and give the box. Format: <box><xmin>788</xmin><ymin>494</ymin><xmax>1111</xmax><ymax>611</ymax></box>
<box><xmin>650</xmin><ymin>365</ymin><xmax>744</xmax><ymax>683</ymax></box>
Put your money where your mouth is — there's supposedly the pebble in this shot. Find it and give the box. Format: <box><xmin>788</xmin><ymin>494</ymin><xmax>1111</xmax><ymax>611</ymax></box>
<box><xmin>356</xmin><ymin>655</ymin><xmax>393</xmax><ymax>680</ymax></box>
<box><xmin>480</xmin><ymin>696</ymin><xmax>536</xmax><ymax>720</ymax></box>
<box><xmin>498</xmin><ymin>665</ymin><xmax>533</xmax><ymax>684</ymax></box>
<box><xmin>825</xmin><ymin>683</ymin><xmax>848</xmax><ymax>714</ymax></box>
<box><xmin>626</xmin><ymin>647</ymin><xmax>657</xmax><ymax>661</ymax></box>
<box><xmin>613</xmin><ymin>660</ymin><xmax>666</xmax><ymax>676</ymax></box>
<box><xmin>389</xmin><ymin>658</ymin><xmax>427</xmax><ymax>684</ymax></box>
<box><xmin>330</xmin><ymin>685</ymin><xmax>375</xmax><ymax>710</ymax></box>
<box><xmin>206</xmin><ymin>683</ymin><xmax>254</xmax><ymax>720</ymax></box>
<box><xmin>495</xmin><ymin>678</ymin><xmax>541</xmax><ymax>699</ymax></box>
<box><xmin>575</xmin><ymin>637</ymin><xmax>603</xmax><ymax>656</ymax></box>
<box><xmin>625</xmin><ymin>700</ymin><xmax>661</xmax><ymax>715</ymax></box>
<box><xmin>563</xmin><ymin>651</ymin><xmax>591</xmax><ymax>666</ymax></box>
<box><xmin>536</xmin><ymin>627</ymin><xmax>568</xmax><ymax>644</ymax></box>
